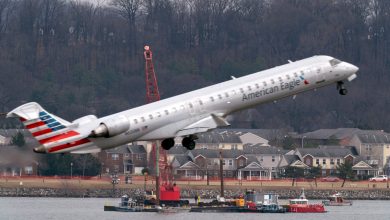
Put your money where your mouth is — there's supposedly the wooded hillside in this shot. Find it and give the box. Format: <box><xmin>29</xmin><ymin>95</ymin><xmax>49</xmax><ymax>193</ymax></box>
<box><xmin>1</xmin><ymin>0</ymin><xmax>389</xmax><ymax>132</ymax></box>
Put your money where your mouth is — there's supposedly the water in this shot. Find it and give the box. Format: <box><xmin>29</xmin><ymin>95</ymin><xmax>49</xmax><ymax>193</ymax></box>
<box><xmin>0</xmin><ymin>197</ymin><xmax>389</xmax><ymax>220</ymax></box>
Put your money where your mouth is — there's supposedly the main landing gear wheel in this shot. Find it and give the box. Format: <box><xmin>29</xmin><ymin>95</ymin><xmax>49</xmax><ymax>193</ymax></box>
<box><xmin>182</xmin><ymin>135</ymin><xmax>197</xmax><ymax>150</ymax></box>
<box><xmin>161</xmin><ymin>138</ymin><xmax>175</xmax><ymax>150</ymax></box>
<box><xmin>337</xmin><ymin>81</ymin><xmax>348</xmax><ymax>96</ymax></box>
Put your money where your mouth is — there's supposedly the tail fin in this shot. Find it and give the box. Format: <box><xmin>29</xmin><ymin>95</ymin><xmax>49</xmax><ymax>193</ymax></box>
<box><xmin>7</xmin><ymin>102</ymin><xmax>70</xmax><ymax>136</ymax></box>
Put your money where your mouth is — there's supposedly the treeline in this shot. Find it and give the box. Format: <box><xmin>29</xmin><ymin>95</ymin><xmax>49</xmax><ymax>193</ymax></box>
<box><xmin>0</xmin><ymin>0</ymin><xmax>389</xmax><ymax>132</ymax></box>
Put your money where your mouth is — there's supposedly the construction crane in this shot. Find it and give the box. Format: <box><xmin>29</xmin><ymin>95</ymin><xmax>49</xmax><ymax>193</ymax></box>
<box><xmin>143</xmin><ymin>46</ymin><xmax>185</xmax><ymax>206</ymax></box>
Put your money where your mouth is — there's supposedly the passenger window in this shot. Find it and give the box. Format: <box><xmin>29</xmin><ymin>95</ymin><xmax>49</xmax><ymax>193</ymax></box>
<box><xmin>210</xmin><ymin>97</ymin><xmax>215</xmax><ymax>102</ymax></box>
<box><xmin>134</xmin><ymin>119</ymin><xmax>138</xmax><ymax>124</ymax></box>
<box><xmin>224</xmin><ymin>92</ymin><xmax>229</xmax><ymax>98</ymax></box>
<box><xmin>156</xmin><ymin>112</ymin><xmax>161</xmax><ymax>117</ymax></box>
<box><xmin>247</xmin><ymin>86</ymin><xmax>252</xmax><ymax>91</ymax></box>
<box><xmin>199</xmin><ymin>100</ymin><xmax>203</xmax><ymax>105</ymax></box>
<box><xmin>300</xmin><ymin>71</ymin><xmax>304</xmax><ymax>76</ymax></box>
<box><xmin>294</xmin><ymin>72</ymin><xmax>298</xmax><ymax>77</ymax></box>
<box><xmin>278</xmin><ymin>77</ymin><xmax>283</xmax><ymax>82</ymax></box>
<box><xmin>180</xmin><ymin>105</ymin><xmax>185</xmax><ymax>110</ymax></box>
<box><xmin>231</xmin><ymin>90</ymin><xmax>236</xmax><ymax>96</ymax></box>
<box><xmin>141</xmin><ymin>117</ymin><xmax>145</xmax><ymax>122</ymax></box>
<box><xmin>240</xmin><ymin>88</ymin><xmax>244</xmax><ymax>93</ymax></box>
<box><xmin>255</xmin><ymin>83</ymin><xmax>260</xmax><ymax>89</ymax></box>
<box><xmin>164</xmin><ymin>110</ymin><xmax>169</xmax><ymax>115</ymax></box>
<box><xmin>270</xmin><ymin>79</ymin><xmax>275</xmax><ymax>84</ymax></box>
<box><xmin>149</xmin><ymin>114</ymin><xmax>153</xmax><ymax>119</ymax></box>
<box><xmin>172</xmin><ymin>107</ymin><xmax>177</xmax><ymax>112</ymax></box>
<box><xmin>218</xmin><ymin>94</ymin><xmax>223</xmax><ymax>100</ymax></box>
<box><xmin>286</xmin><ymin>75</ymin><xmax>290</xmax><ymax>80</ymax></box>
<box><xmin>263</xmin><ymin>81</ymin><xmax>267</xmax><ymax>86</ymax></box>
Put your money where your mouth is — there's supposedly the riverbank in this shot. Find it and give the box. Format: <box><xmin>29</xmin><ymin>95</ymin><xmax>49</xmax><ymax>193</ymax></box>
<box><xmin>1</xmin><ymin>176</ymin><xmax>390</xmax><ymax>199</ymax></box>
<box><xmin>1</xmin><ymin>187</ymin><xmax>390</xmax><ymax>200</ymax></box>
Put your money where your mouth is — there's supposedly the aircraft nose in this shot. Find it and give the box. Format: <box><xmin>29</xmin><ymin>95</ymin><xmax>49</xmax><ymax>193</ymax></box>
<box><xmin>350</xmin><ymin>64</ymin><xmax>359</xmax><ymax>72</ymax></box>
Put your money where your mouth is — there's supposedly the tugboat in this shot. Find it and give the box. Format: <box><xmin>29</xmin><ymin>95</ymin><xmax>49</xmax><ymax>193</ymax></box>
<box><xmin>104</xmin><ymin>195</ymin><xmax>162</xmax><ymax>212</ymax></box>
<box><xmin>287</xmin><ymin>189</ymin><xmax>326</xmax><ymax>213</ymax></box>
<box><xmin>322</xmin><ymin>193</ymin><xmax>352</xmax><ymax>206</ymax></box>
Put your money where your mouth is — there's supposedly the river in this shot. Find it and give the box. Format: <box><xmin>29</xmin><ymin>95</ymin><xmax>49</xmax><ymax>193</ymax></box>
<box><xmin>0</xmin><ymin>197</ymin><xmax>389</xmax><ymax>220</ymax></box>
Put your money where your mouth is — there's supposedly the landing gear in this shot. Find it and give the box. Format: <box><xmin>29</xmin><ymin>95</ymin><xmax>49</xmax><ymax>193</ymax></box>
<box><xmin>337</xmin><ymin>81</ymin><xmax>348</xmax><ymax>95</ymax></box>
<box><xmin>182</xmin><ymin>135</ymin><xmax>197</xmax><ymax>150</ymax></box>
<box><xmin>161</xmin><ymin>138</ymin><xmax>175</xmax><ymax>150</ymax></box>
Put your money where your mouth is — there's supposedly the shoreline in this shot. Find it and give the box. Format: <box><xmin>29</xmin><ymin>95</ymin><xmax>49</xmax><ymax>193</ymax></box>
<box><xmin>1</xmin><ymin>187</ymin><xmax>390</xmax><ymax>200</ymax></box>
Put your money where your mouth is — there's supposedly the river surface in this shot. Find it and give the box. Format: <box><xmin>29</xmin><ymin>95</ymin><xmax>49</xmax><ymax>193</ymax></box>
<box><xmin>0</xmin><ymin>197</ymin><xmax>389</xmax><ymax>220</ymax></box>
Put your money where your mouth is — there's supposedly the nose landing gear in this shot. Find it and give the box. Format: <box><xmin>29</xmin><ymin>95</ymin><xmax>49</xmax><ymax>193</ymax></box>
<box><xmin>337</xmin><ymin>81</ymin><xmax>348</xmax><ymax>95</ymax></box>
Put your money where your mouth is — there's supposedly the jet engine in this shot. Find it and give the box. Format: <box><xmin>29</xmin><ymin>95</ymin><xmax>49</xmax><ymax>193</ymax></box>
<box><xmin>90</xmin><ymin>115</ymin><xmax>130</xmax><ymax>138</ymax></box>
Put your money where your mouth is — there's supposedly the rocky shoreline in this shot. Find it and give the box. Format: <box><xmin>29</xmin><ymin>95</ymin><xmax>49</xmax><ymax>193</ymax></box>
<box><xmin>1</xmin><ymin>187</ymin><xmax>390</xmax><ymax>200</ymax></box>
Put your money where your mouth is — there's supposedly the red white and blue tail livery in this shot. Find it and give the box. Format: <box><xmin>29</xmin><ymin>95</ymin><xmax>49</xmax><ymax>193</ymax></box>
<box><xmin>7</xmin><ymin>55</ymin><xmax>359</xmax><ymax>154</ymax></box>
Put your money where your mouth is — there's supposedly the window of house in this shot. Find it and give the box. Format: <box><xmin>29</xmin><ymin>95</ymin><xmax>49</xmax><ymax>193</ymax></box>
<box><xmin>239</xmin><ymin>160</ymin><xmax>244</xmax><ymax>167</ymax></box>
<box><xmin>316</xmin><ymin>159</ymin><xmax>319</xmax><ymax>164</ymax></box>
<box><xmin>112</xmin><ymin>154</ymin><xmax>119</xmax><ymax>160</ymax></box>
<box><xmin>330</xmin><ymin>159</ymin><xmax>335</xmax><ymax>164</ymax></box>
<box><xmin>337</xmin><ymin>159</ymin><xmax>340</xmax><ymax>165</ymax></box>
<box><xmin>136</xmin><ymin>154</ymin><xmax>142</xmax><ymax>160</ymax></box>
<box><xmin>228</xmin><ymin>160</ymin><xmax>233</xmax><ymax>166</ymax></box>
<box><xmin>322</xmin><ymin>159</ymin><xmax>326</xmax><ymax>165</ymax></box>
<box><xmin>124</xmin><ymin>153</ymin><xmax>129</xmax><ymax>157</ymax></box>
<box><xmin>113</xmin><ymin>165</ymin><xmax>119</xmax><ymax>172</ymax></box>
<box><xmin>272</xmin><ymin>156</ymin><xmax>275</xmax><ymax>162</ymax></box>
<box><xmin>222</xmin><ymin>160</ymin><xmax>226</xmax><ymax>165</ymax></box>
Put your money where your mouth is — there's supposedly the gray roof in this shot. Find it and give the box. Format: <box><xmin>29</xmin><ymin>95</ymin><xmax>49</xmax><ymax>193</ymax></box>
<box><xmin>298</xmin><ymin>128</ymin><xmax>362</xmax><ymax>140</ymax></box>
<box><xmin>219</xmin><ymin>128</ymin><xmax>291</xmax><ymax>140</ymax></box>
<box><xmin>356</xmin><ymin>131</ymin><xmax>390</xmax><ymax>144</ymax></box>
<box><xmin>173</xmin><ymin>155</ymin><xmax>193</xmax><ymax>166</ymax></box>
<box><xmin>192</xmin><ymin>149</ymin><xmax>245</xmax><ymax>159</ymax></box>
<box><xmin>283</xmin><ymin>155</ymin><xmax>301</xmax><ymax>165</ymax></box>
<box><xmin>167</xmin><ymin>145</ymin><xmax>189</xmax><ymax>155</ymax></box>
<box><xmin>197</xmin><ymin>130</ymin><xmax>242</xmax><ymax>143</ymax></box>
<box><xmin>128</xmin><ymin>145</ymin><xmax>146</xmax><ymax>154</ymax></box>
<box><xmin>298</xmin><ymin>146</ymin><xmax>355</xmax><ymax>158</ymax></box>
<box><xmin>243</xmin><ymin>144</ymin><xmax>286</xmax><ymax>155</ymax></box>
<box><xmin>105</xmin><ymin>145</ymin><xmax>129</xmax><ymax>154</ymax></box>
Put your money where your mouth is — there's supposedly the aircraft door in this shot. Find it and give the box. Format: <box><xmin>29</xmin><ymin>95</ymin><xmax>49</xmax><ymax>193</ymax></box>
<box><xmin>315</xmin><ymin>66</ymin><xmax>326</xmax><ymax>83</ymax></box>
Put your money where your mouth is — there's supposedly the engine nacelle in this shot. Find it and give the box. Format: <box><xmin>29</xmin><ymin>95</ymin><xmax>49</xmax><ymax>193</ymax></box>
<box><xmin>90</xmin><ymin>115</ymin><xmax>130</xmax><ymax>138</ymax></box>
<box><xmin>72</xmin><ymin>115</ymin><xmax>98</xmax><ymax>127</ymax></box>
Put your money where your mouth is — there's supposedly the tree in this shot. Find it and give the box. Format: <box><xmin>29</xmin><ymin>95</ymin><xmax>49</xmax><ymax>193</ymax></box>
<box><xmin>336</xmin><ymin>161</ymin><xmax>354</xmax><ymax>187</ymax></box>
<box><xmin>307</xmin><ymin>166</ymin><xmax>322</xmax><ymax>187</ymax></box>
<box><xmin>11</xmin><ymin>131</ymin><xmax>25</xmax><ymax>147</ymax></box>
<box><xmin>283</xmin><ymin>166</ymin><xmax>305</xmax><ymax>186</ymax></box>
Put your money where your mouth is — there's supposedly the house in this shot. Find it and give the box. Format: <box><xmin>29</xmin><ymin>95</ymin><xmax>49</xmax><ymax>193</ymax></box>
<box><xmin>348</xmin><ymin>131</ymin><xmax>390</xmax><ymax>174</ymax></box>
<box><xmin>98</xmin><ymin>145</ymin><xmax>129</xmax><ymax>175</ymax></box>
<box><xmin>128</xmin><ymin>144</ymin><xmax>147</xmax><ymax>174</ymax></box>
<box><xmin>243</xmin><ymin>144</ymin><xmax>287</xmax><ymax>178</ymax></box>
<box><xmin>293</xmin><ymin>146</ymin><xmax>357</xmax><ymax>176</ymax></box>
<box><xmin>0</xmin><ymin>146</ymin><xmax>39</xmax><ymax>176</ymax></box>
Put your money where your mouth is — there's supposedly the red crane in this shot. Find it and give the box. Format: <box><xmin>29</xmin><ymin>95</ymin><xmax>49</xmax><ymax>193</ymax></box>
<box><xmin>143</xmin><ymin>46</ymin><xmax>181</xmax><ymax>206</ymax></box>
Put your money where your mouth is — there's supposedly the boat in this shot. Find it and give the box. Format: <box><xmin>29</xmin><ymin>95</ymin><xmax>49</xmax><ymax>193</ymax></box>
<box><xmin>287</xmin><ymin>189</ymin><xmax>326</xmax><ymax>213</ymax></box>
<box><xmin>322</xmin><ymin>193</ymin><xmax>352</xmax><ymax>206</ymax></box>
<box><xmin>259</xmin><ymin>204</ymin><xmax>287</xmax><ymax>213</ymax></box>
<box><xmin>104</xmin><ymin>195</ymin><xmax>162</xmax><ymax>212</ymax></box>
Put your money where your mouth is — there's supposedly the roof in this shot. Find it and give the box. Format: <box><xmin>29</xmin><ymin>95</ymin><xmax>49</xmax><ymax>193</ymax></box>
<box><xmin>298</xmin><ymin>146</ymin><xmax>356</xmax><ymax>158</ymax></box>
<box><xmin>173</xmin><ymin>155</ymin><xmax>193</xmax><ymax>166</ymax></box>
<box><xmin>167</xmin><ymin>145</ymin><xmax>189</xmax><ymax>155</ymax></box>
<box><xmin>127</xmin><ymin>145</ymin><xmax>146</xmax><ymax>154</ymax></box>
<box><xmin>283</xmin><ymin>155</ymin><xmax>301</xmax><ymax>165</ymax></box>
<box><xmin>197</xmin><ymin>130</ymin><xmax>242</xmax><ymax>144</ymax></box>
<box><xmin>218</xmin><ymin>128</ymin><xmax>291</xmax><ymax>141</ymax></box>
<box><xmin>243</xmin><ymin>144</ymin><xmax>286</xmax><ymax>155</ymax></box>
<box><xmin>356</xmin><ymin>131</ymin><xmax>390</xmax><ymax>144</ymax></box>
<box><xmin>298</xmin><ymin>128</ymin><xmax>361</xmax><ymax>140</ymax></box>
<box><xmin>105</xmin><ymin>145</ymin><xmax>129</xmax><ymax>154</ymax></box>
<box><xmin>192</xmin><ymin>149</ymin><xmax>245</xmax><ymax>159</ymax></box>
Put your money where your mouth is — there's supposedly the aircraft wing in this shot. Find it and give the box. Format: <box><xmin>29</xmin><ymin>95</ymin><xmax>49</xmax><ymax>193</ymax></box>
<box><xmin>176</xmin><ymin>114</ymin><xmax>230</xmax><ymax>137</ymax></box>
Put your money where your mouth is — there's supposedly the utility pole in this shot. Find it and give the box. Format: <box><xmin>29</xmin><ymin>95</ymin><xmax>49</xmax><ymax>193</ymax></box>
<box><xmin>219</xmin><ymin>151</ymin><xmax>224</xmax><ymax>198</ymax></box>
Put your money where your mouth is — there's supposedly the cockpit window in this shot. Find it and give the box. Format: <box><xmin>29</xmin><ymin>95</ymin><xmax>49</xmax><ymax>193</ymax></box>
<box><xmin>329</xmin><ymin>58</ymin><xmax>341</xmax><ymax>66</ymax></box>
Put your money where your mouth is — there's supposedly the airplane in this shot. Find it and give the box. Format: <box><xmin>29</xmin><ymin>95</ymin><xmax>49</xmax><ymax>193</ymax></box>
<box><xmin>6</xmin><ymin>55</ymin><xmax>358</xmax><ymax>154</ymax></box>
